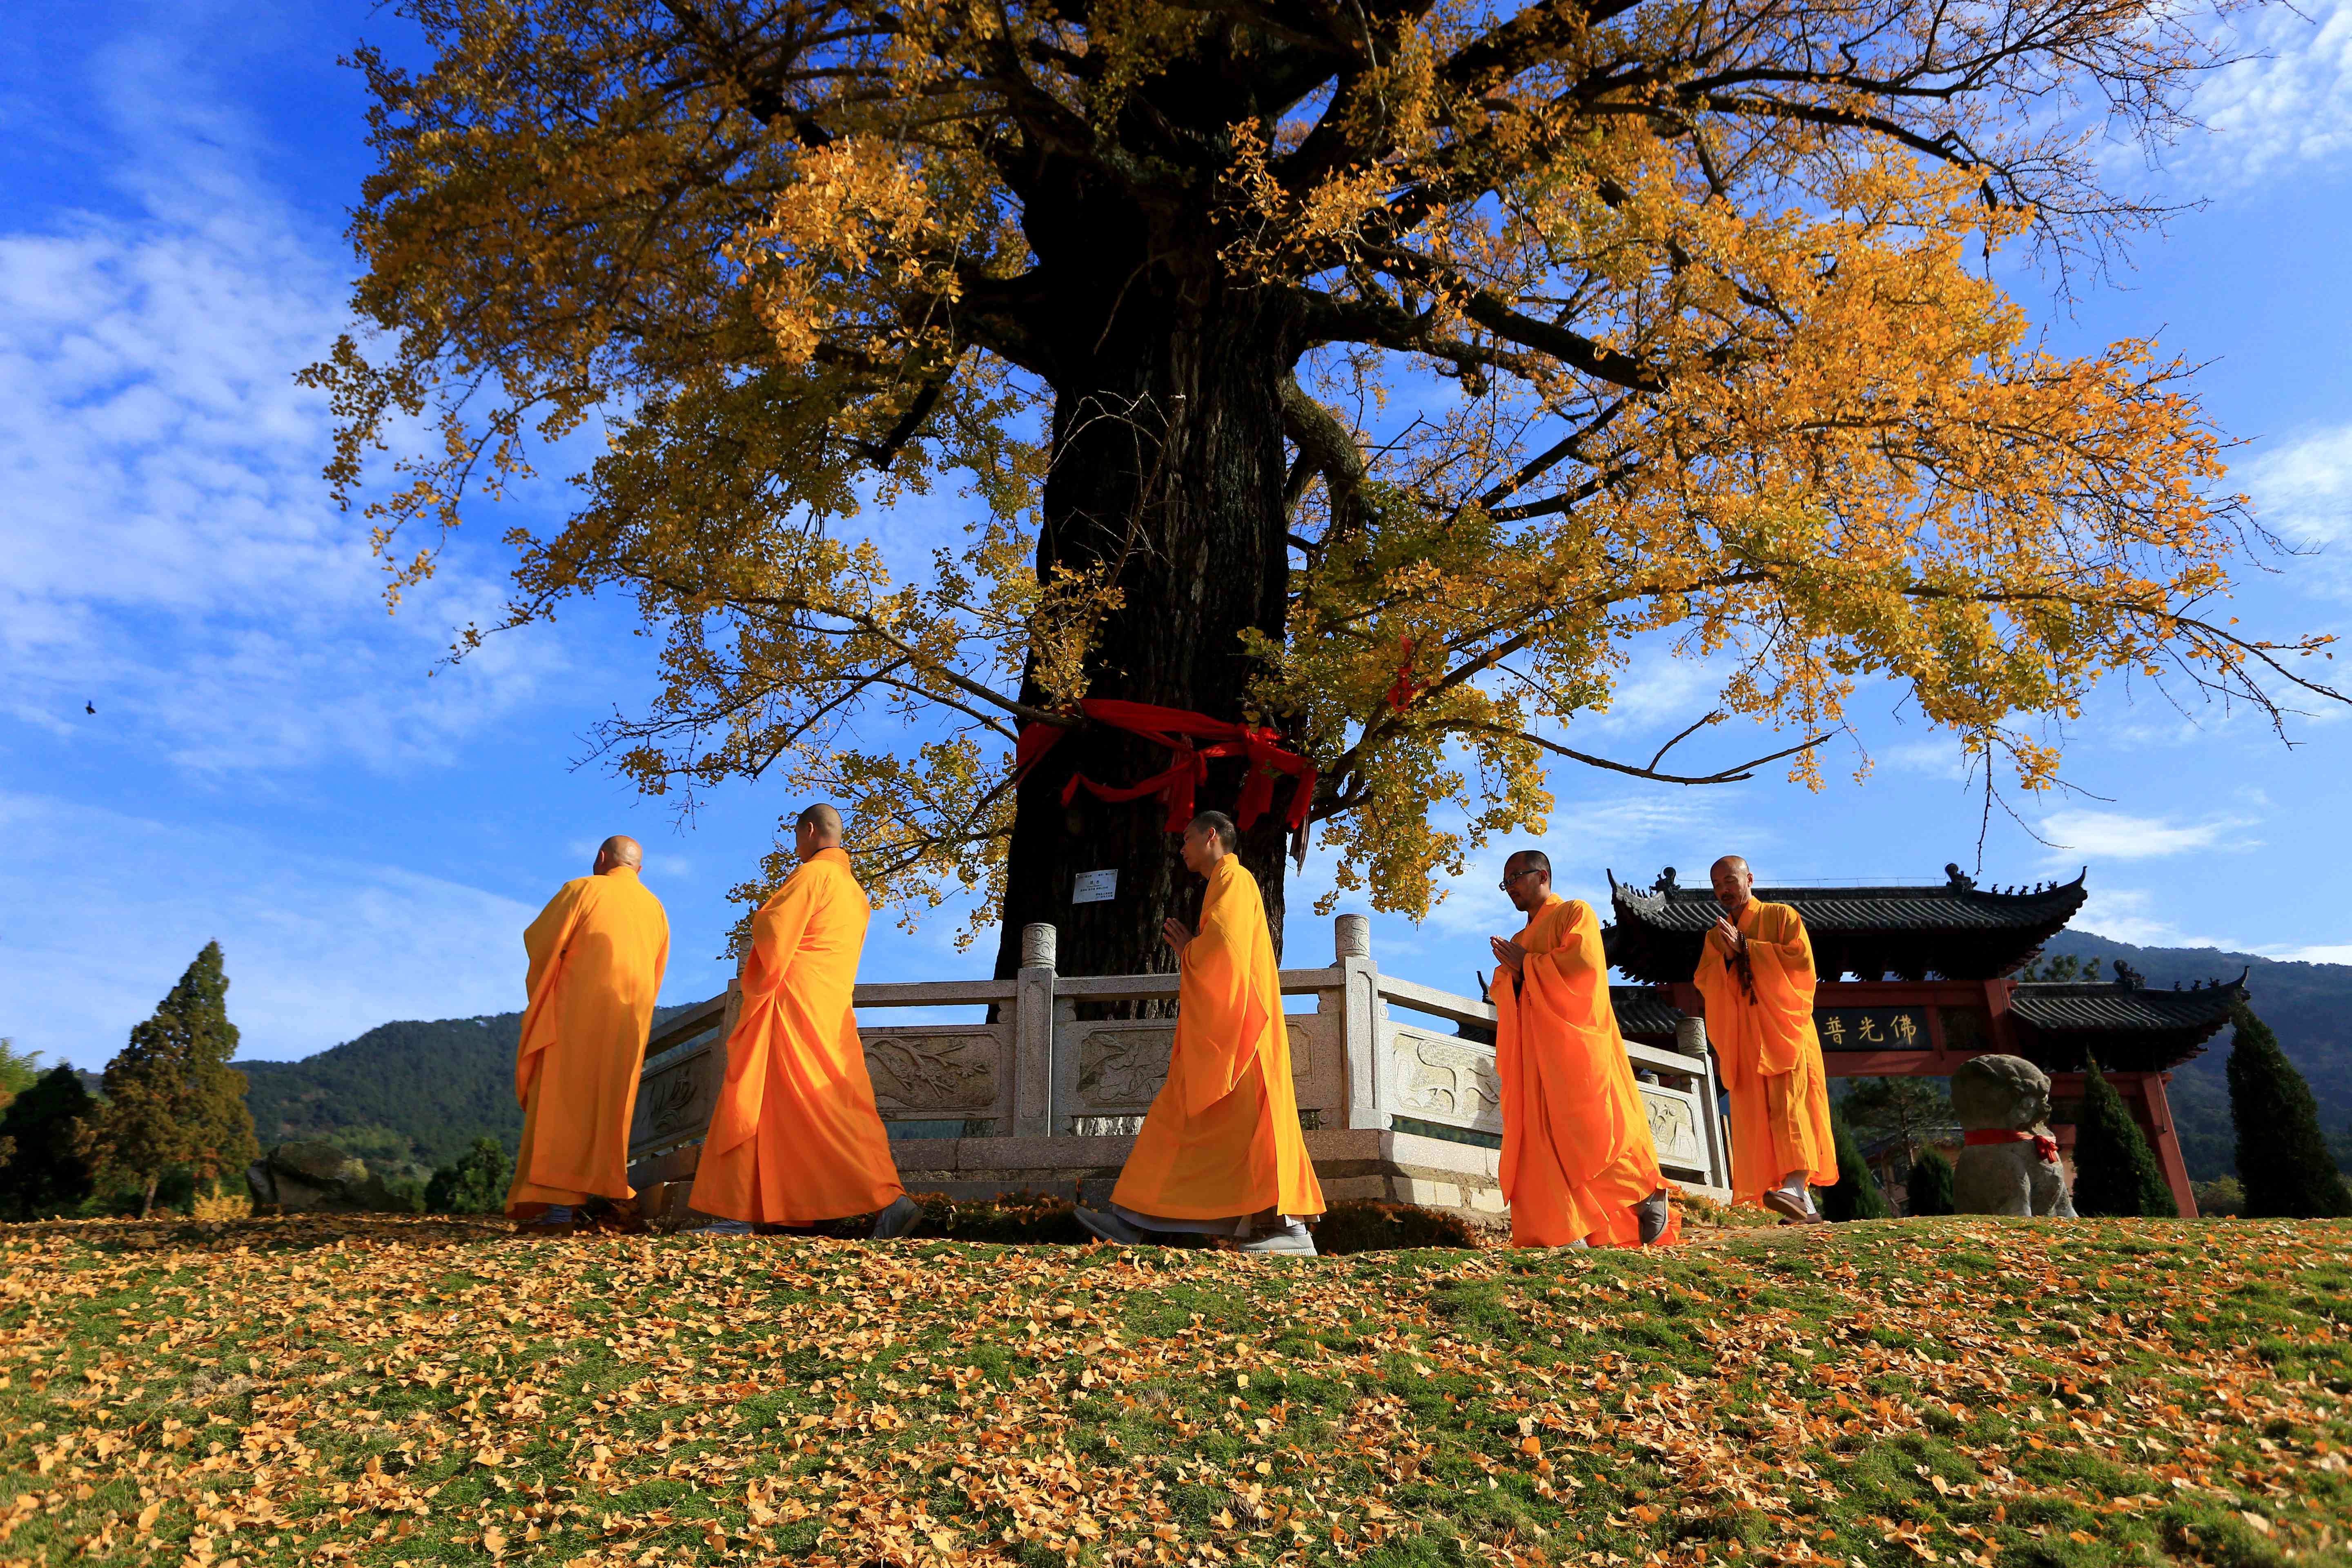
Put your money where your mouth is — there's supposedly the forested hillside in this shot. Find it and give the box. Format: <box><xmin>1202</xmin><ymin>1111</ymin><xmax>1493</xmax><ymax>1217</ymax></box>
<box><xmin>2037</xmin><ymin>931</ymin><xmax>2352</xmax><ymax>1180</ymax></box>
<box><xmin>240</xmin><ymin>1007</ymin><xmax>689</xmax><ymax>1179</ymax></box>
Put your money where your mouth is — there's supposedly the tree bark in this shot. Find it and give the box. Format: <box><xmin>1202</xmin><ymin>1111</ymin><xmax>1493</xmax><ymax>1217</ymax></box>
<box><xmin>140</xmin><ymin>1172</ymin><xmax>158</xmax><ymax>1221</ymax></box>
<box><xmin>989</xmin><ymin>197</ymin><xmax>1302</xmax><ymax>990</ymax></box>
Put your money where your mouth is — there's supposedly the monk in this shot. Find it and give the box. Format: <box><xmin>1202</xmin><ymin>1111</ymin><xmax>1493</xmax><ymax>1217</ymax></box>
<box><xmin>1075</xmin><ymin>812</ymin><xmax>1326</xmax><ymax>1254</ymax></box>
<box><xmin>686</xmin><ymin>804</ymin><xmax>921</xmax><ymax>1239</ymax></box>
<box><xmin>1488</xmin><ymin>851</ymin><xmax>1677</xmax><ymax>1247</ymax></box>
<box><xmin>1691</xmin><ymin>854</ymin><xmax>1837</xmax><ymax>1223</ymax></box>
<box><xmin>507</xmin><ymin>834</ymin><xmax>672</xmax><ymax>1230</ymax></box>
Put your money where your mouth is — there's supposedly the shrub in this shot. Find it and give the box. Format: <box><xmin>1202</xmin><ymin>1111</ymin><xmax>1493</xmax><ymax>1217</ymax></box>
<box><xmin>425</xmin><ymin>1136</ymin><xmax>510</xmax><ymax>1214</ymax></box>
<box><xmin>1817</xmin><ymin>1098</ymin><xmax>1893</xmax><ymax>1221</ymax></box>
<box><xmin>2190</xmin><ymin>1176</ymin><xmax>2245</xmax><ymax>1218</ymax></box>
<box><xmin>2071</xmin><ymin>1059</ymin><xmax>2177</xmax><ymax>1218</ymax></box>
<box><xmin>1906</xmin><ymin>1148</ymin><xmax>1956</xmax><ymax>1216</ymax></box>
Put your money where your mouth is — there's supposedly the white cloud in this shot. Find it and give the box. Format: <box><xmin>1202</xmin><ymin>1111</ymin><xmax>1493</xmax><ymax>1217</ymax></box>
<box><xmin>2038</xmin><ymin>806</ymin><xmax>2261</xmax><ymax>861</ymax></box>
<box><xmin>2238</xmin><ymin>422</ymin><xmax>2352</xmax><ymax>547</ymax></box>
<box><xmin>0</xmin><ymin>22</ymin><xmax>569</xmax><ymax>775</ymax></box>
<box><xmin>2071</xmin><ymin>885</ymin><xmax>2250</xmax><ymax>950</ymax></box>
<box><xmin>2179</xmin><ymin>0</ymin><xmax>2352</xmax><ymax>185</ymax></box>
<box><xmin>2264</xmin><ymin>942</ymin><xmax>2352</xmax><ymax>964</ymax></box>
<box><xmin>0</xmin><ymin>791</ymin><xmax>552</xmax><ymax>1069</ymax></box>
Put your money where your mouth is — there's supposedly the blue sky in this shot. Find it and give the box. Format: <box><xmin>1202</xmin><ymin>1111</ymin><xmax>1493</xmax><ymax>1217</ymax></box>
<box><xmin>5</xmin><ymin>0</ymin><xmax>2352</xmax><ymax>1070</ymax></box>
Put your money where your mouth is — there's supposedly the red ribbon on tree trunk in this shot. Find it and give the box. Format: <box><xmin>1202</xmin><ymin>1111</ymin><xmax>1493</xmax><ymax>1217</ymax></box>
<box><xmin>1963</xmin><ymin>1128</ymin><xmax>2060</xmax><ymax>1164</ymax></box>
<box><xmin>1014</xmin><ymin>699</ymin><xmax>1317</xmax><ymax>857</ymax></box>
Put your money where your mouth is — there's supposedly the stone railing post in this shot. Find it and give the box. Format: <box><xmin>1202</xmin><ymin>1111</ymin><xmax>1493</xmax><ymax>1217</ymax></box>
<box><xmin>1676</xmin><ymin>1013</ymin><xmax>1729</xmax><ymax>1194</ymax></box>
<box><xmin>1012</xmin><ymin>923</ymin><xmax>1058</xmax><ymax>1136</ymax></box>
<box><xmin>1335</xmin><ymin>914</ymin><xmax>1390</xmax><ymax>1131</ymax></box>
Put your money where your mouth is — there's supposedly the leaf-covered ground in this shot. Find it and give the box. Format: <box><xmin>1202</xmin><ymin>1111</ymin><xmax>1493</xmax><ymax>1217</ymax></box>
<box><xmin>3</xmin><ymin>1216</ymin><xmax>2348</xmax><ymax>1568</ymax></box>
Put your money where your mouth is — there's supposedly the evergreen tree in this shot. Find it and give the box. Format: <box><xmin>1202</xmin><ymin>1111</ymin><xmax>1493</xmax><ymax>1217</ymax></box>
<box><xmin>2070</xmin><ymin>1059</ymin><xmax>2178</xmax><ymax>1218</ymax></box>
<box><xmin>1816</xmin><ymin>1098</ymin><xmax>1894</xmax><ymax>1221</ymax></box>
<box><xmin>1906</xmin><ymin>1148</ymin><xmax>1957</xmax><ymax>1217</ymax></box>
<box><xmin>76</xmin><ymin>943</ymin><xmax>259</xmax><ymax>1218</ymax></box>
<box><xmin>0</xmin><ymin>1065</ymin><xmax>98</xmax><ymax>1218</ymax></box>
<box><xmin>2227</xmin><ymin>1002</ymin><xmax>2352</xmax><ymax>1219</ymax></box>
<box><xmin>426</xmin><ymin>1137</ymin><xmax>510</xmax><ymax>1215</ymax></box>
<box><xmin>0</xmin><ymin>1038</ymin><xmax>42</xmax><ymax>1097</ymax></box>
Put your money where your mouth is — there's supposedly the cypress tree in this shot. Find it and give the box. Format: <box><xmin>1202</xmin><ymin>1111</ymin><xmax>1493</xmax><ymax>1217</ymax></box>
<box><xmin>0</xmin><ymin>1065</ymin><xmax>98</xmax><ymax>1218</ymax></box>
<box><xmin>2227</xmin><ymin>1002</ymin><xmax>2352</xmax><ymax>1219</ymax></box>
<box><xmin>1816</xmin><ymin>1097</ymin><xmax>1894</xmax><ymax>1221</ymax></box>
<box><xmin>76</xmin><ymin>942</ymin><xmax>259</xmax><ymax>1218</ymax></box>
<box><xmin>1906</xmin><ymin>1147</ymin><xmax>1957</xmax><ymax>1216</ymax></box>
<box><xmin>2070</xmin><ymin>1058</ymin><xmax>2177</xmax><ymax>1218</ymax></box>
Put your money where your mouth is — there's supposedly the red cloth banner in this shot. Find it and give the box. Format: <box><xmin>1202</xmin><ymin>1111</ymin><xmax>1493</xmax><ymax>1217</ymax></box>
<box><xmin>1014</xmin><ymin>699</ymin><xmax>1316</xmax><ymax>837</ymax></box>
<box><xmin>1963</xmin><ymin>1127</ymin><xmax>2060</xmax><ymax>1164</ymax></box>
<box><xmin>1384</xmin><ymin>636</ymin><xmax>1423</xmax><ymax>713</ymax></box>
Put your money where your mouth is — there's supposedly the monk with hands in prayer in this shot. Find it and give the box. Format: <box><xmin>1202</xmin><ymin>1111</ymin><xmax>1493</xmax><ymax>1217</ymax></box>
<box><xmin>1076</xmin><ymin>812</ymin><xmax>1325</xmax><ymax>1254</ymax></box>
<box><xmin>1489</xmin><ymin>850</ymin><xmax>1676</xmax><ymax>1247</ymax></box>
<box><xmin>1693</xmin><ymin>854</ymin><xmax>1837</xmax><ymax>1223</ymax></box>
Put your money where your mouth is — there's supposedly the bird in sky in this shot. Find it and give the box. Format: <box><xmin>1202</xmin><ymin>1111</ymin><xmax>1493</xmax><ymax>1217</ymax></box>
<box><xmin>85</xmin><ymin>701</ymin><xmax>95</xmax><ymax>714</ymax></box>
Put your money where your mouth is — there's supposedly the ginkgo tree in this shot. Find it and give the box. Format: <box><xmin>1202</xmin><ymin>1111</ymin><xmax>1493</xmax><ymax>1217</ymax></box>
<box><xmin>309</xmin><ymin>0</ymin><xmax>2339</xmax><ymax>979</ymax></box>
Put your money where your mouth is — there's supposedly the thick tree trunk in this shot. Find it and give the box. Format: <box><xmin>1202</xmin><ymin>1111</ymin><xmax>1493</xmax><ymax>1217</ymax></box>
<box><xmin>140</xmin><ymin>1172</ymin><xmax>158</xmax><ymax>1221</ymax></box>
<box><xmin>990</xmin><ymin>215</ymin><xmax>1301</xmax><ymax>987</ymax></box>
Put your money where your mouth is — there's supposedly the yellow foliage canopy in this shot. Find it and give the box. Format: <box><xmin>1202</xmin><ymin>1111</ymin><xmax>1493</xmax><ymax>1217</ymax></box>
<box><xmin>306</xmin><ymin>0</ymin><xmax>2339</xmax><ymax>945</ymax></box>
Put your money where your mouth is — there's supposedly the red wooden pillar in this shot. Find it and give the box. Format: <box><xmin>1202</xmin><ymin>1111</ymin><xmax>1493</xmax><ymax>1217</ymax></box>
<box><xmin>1982</xmin><ymin>977</ymin><xmax>2018</xmax><ymax>1054</ymax></box>
<box><xmin>2114</xmin><ymin>1070</ymin><xmax>2199</xmax><ymax>1218</ymax></box>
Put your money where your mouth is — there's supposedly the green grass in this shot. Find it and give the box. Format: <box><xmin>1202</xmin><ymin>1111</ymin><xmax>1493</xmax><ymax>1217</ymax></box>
<box><xmin>2</xmin><ymin>1216</ymin><xmax>2348</xmax><ymax>1566</ymax></box>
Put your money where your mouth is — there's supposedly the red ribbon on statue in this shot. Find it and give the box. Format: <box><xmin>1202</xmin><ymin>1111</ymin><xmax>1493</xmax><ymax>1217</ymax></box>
<box><xmin>1014</xmin><ymin>699</ymin><xmax>1317</xmax><ymax>851</ymax></box>
<box><xmin>1964</xmin><ymin>1128</ymin><xmax>2061</xmax><ymax>1164</ymax></box>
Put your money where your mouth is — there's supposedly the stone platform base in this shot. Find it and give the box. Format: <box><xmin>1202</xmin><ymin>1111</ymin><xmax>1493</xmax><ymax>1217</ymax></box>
<box><xmin>629</xmin><ymin>1129</ymin><xmax>1520</xmax><ymax>1230</ymax></box>
<box><xmin>628</xmin><ymin>1129</ymin><xmax>1730</xmax><ymax>1232</ymax></box>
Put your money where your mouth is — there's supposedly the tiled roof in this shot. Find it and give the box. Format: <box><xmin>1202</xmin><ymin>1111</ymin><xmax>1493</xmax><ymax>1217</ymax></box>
<box><xmin>1610</xmin><ymin>986</ymin><xmax>1688</xmax><ymax>1043</ymax></box>
<box><xmin>2008</xmin><ymin>977</ymin><xmax>2247</xmax><ymax>1033</ymax></box>
<box><xmin>2006</xmin><ymin>972</ymin><xmax>2247</xmax><ymax>1073</ymax></box>
<box><xmin>1604</xmin><ymin>865</ymin><xmax>2087</xmax><ymax>982</ymax></box>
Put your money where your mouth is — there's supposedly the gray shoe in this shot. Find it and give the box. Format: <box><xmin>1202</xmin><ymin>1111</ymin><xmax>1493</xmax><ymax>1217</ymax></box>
<box><xmin>1635</xmin><ymin>1188</ymin><xmax>1672</xmax><ymax>1245</ymax></box>
<box><xmin>870</xmin><ymin>1194</ymin><xmax>922</xmax><ymax>1240</ymax></box>
<box><xmin>1761</xmin><ymin>1187</ymin><xmax>1824</xmax><ymax>1225</ymax></box>
<box><xmin>1074</xmin><ymin>1206</ymin><xmax>1149</xmax><ymax>1245</ymax></box>
<box><xmin>685</xmin><ymin>1218</ymin><xmax>754</xmax><ymax>1236</ymax></box>
<box><xmin>1238</xmin><ymin>1228</ymin><xmax>1317</xmax><ymax>1255</ymax></box>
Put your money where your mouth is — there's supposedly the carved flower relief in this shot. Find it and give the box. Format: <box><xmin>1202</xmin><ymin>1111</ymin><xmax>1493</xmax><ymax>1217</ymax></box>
<box><xmin>1643</xmin><ymin>1095</ymin><xmax>1701</xmax><ymax>1163</ymax></box>
<box><xmin>1397</xmin><ymin>1033</ymin><xmax>1502</xmax><ymax>1124</ymax></box>
<box><xmin>864</xmin><ymin>1033</ymin><xmax>1000</xmax><ymax>1111</ymax></box>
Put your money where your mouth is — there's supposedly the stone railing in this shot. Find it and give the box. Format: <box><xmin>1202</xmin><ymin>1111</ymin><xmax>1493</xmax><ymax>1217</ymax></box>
<box><xmin>626</xmin><ymin>915</ymin><xmax>1729</xmax><ymax>1221</ymax></box>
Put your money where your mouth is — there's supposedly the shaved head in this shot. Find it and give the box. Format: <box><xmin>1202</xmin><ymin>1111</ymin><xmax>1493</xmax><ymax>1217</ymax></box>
<box><xmin>1190</xmin><ymin>811</ymin><xmax>1238</xmax><ymax>853</ymax></box>
<box><xmin>1709</xmin><ymin>855</ymin><xmax>1754</xmax><ymax>908</ymax></box>
<box><xmin>595</xmin><ymin>835</ymin><xmax>643</xmax><ymax>873</ymax></box>
<box><xmin>1711</xmin><ymin>855</ymin><xmax>1749</xmax><ymax>877</ymax></box>
<box><xmin>1501</xmin><ymin>848</ymin><xmax>1552</xmax><ymax>913</ymax></box>
<box><xmin>793</xmin><ymin>803</ymin><xmax>844</xmax><ymax>863</ymax></box>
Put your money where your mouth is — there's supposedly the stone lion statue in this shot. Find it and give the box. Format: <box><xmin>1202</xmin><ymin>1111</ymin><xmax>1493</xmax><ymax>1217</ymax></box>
<box><xmin>1950</xmin><ymin>1054</ymin><xmax>2077</xmax><ymax>1218</ymax></box>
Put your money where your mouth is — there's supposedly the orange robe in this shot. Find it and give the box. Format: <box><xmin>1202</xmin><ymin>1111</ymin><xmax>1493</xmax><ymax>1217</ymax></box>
<box><xmin>688</xmin><ymin>847</ymin><xmax>903</xmax><ymax>1225</ymax></box>
<box><xmin>1494</xmin><ymin>894</ymin><xmax>1678</xmax><ymax>1247</ymax></box>
<box><xmin>1111</xmin><ymin>857</ymin><xmax>1325</xmax><ymax>1222</ymax></box>
<box><xmin>507</xmin><ymin>866</ymin><xmax>671</xmax><ymax>1214</ymax></box>
<box><xmin>1693</xmin><ymin>899</ymin><xmax>1838</xmax><ymax>1205</ymax></box>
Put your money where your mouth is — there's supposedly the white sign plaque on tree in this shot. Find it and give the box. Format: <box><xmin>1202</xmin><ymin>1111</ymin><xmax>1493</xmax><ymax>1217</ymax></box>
<box><xmin>1071</xmin><ymin>870</ymin><xmax>1118</xmax><ymax>904</ymax></box>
